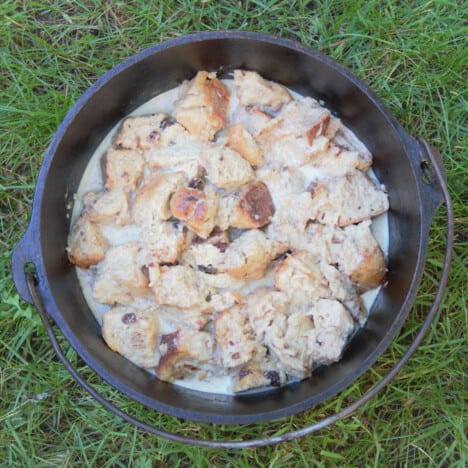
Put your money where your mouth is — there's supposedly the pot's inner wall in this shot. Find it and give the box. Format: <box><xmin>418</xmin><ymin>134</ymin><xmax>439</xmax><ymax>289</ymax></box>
<box><xmin>37</xmin><ymin>35</ymin><xmax>423</xmax><ymax>423</ymax></box>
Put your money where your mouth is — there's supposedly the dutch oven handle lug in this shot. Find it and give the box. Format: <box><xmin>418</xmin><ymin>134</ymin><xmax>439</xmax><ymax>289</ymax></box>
<box><xmin>12</xmin><ymin>221</ymin><xmax>40</xmax><ymax>305</ymax></box>
<box><xmin>414</xmin><ymin>136</ymin><xmax>449</xmax><ymax>219</ymax></box>
<box><xmin>28</xmin><ymin>168</ymin><xmax>454</xmax><ymax>450</ymax></box>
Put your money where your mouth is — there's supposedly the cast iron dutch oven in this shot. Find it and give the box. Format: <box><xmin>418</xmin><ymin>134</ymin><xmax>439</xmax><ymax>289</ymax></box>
<box><xmin>12</xmin><ymin>31</ymin><xmax>453</xmax><ymax>448</ymax></box>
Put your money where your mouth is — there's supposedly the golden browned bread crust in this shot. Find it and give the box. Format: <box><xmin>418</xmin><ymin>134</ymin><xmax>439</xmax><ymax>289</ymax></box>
<box><xmin>226</xmin><ymin>123</ymin><xmax>264</xmax><ymax>167</ymax></box>
<box><xmin>67</xmin><ymin>214</ymin><xmax>107</xmax><ymax>268</ymax></box>
<box><xmin>173</xmin><ymin>71</ymin><xmax>230</xmax><ymax>141</ymax></box>
<box><xmin>228</xmin><ymin>181</ymin><xmax>275</xmax><ymax>229</ymax></box>
<box><xmin>170</xmin><ymin>185</ymin><xmax>219</xmax><ymax>238</ymax></box>
<box><xmin>132</xmin><ymin>172</ymin><xmax>185</xmax><ymax>226</ymax></box>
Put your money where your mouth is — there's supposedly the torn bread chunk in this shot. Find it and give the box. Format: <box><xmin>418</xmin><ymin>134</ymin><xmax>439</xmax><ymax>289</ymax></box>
<box><xmin>332</xmin><ymin>124</ymin><xmax>373</xmax><ymax>162</ymax></box>
<box><xmin>274</xmin><ymin>250</ymin><xmax>365</xmax><ymax>323</ymax></box>
<box><xmin>220</xmin><ymin>229</ymin><xmax>277</xmax><ymax>280</ymax></box>
<box><xmin>103</xmin><ymin>148</ymin><xmax>144</xmax><ymax>192</ymax></box>
<box><xmin>296</xmin><ymin>221</ymin><xmax>385</xmax><ymax>292</ymax></box>
<box><xmin>137</xmin><ymin>221</ymin><xmax>186</xmax><ymax>266</ymax></box>
<box><xmin>132</xmin><ymin>172</ymin><xmax>185</xmax><ymax>226</ymax></box>
<box><xmin>327</xmin><ymin>220</ymin><xmax>386</xmax><ymax>291</ymax></box>
<box><xmin>226</xmin><ymin>123</ymin><xmax>265</xmax><ymax>167</ymax></box>
<box><xmin>304</xmin><ymin>142</ymin><xmax>372</xmax><ymax>177</ymax></box>
<box><xmin>170</xmin><ymin>185</ymin><xmax>219</xmax><ymax>238</ymax></box>
<box><xmin>267</xmin><ymin>192</ymin><xmax>314</xmax><ymax>242</ymax></box>
<box><xmin>231</xmin><ymin>359</ymin><xmax>288</xmax><ymax>392</ymax></box>
<box><xmin>277</xmin><ymin>97</ymin><xmax>331</xmax><ymax>145</ymax></box>
<box><xmin>309</xmin><ymin>170</ymin><xmax>389</xmax><ymax>227</ymax></box>
<box><xmin>173</xmin><ymin>71</ymin><xmax>230</xmax><ymax>141</ymax></box>
<box><xmin>114</xmin><ymin>113</ymin><xmax>187</xmax><ymax>150</ymax></box>
<box><xmin>306</xmin><ymin>299</ymin><xmax>354</xmax><ymax>365</ymax></box>
<box><xmin>149</xmin><ymin>264</ymin><xmax>212</xmax><ymax>310</ymax></box>
<box><xmin>245</xmin><ymin>289</ymin><xmax>289</xmax><ymax>344</ymax></box>
<box><xmin>231</xmin><ymin>366</ymin><xmax>269</xmax><ymax>392</ymax></box>
<box><xmin>225</xmin><ymin>181</ymin><xmax>275</xmax><ymax>229</ymax></box>
<box><xmin>246</xmin><ymin>291</ymin><xmax>354</xmax><ymax>378</ymax></box>
<box><xmin>197</xmin><ymin>271</ymin><xmax>248</xmax><ymax>291</ymax></box>
<box><xmin>274</xmin><ymin>251</ymin><xmax>333</xmax><ymax>305</ymax></box>
<box><xmin>67</xmin><ymin>214</ymin><xmax>107</xmax><ymax>268</ymax></box>
<box><xmin>144</xmin><ymin>134</ymin><xmax>203</xmax><ymax>181</ymax></box>
<box><xmin>246</xmin><ymin>289</ymin><xmax>312</xmax><ymax>379</ymax></box>
<box><xmin>156</xmin><ymin>328</ymin><xmax>215</xmax><ymax>382</ymax></box>
<box><xmin>320</xmin><ymin>261</ymin><xmax>366</xmax><ymax>325</ymax></box>
<box><xmin>94</xmin><ymin>243</ymin><xmax>149</xmax><ymax>305</ymax></box>
<box><xmin>233</xmin><ymin>70</ymin><xmax>292</xmax><ymax>112</ymax></box>
<box><xmin>200</xmin><ymin>145</ymin><xmax>254</xmax><ymax>190</ymax></box>
<box><xmin>256</xmin><ymin>97</ymin><xmax>331</xmax><ymax>166</ymax></box>
<box><xmin>182</xmin><ymin>241</ymin><xmax>225</xmax><ymax>273</ymax></box>
<box><xmin>209</xmin><ymin>290</ymin><xmax>243</xmax><ymax>312</ymax></box>
<box><xmin>82</xmin><ymin>189</ymin><xmax>131</xmax><ymax>225</ymax></box>
<box><xmin>158</xmin><ymin>304</ymin><xmax>213</xmax><ymax>331</ymax></box>
<box><xmin>102</xmin><ymin>305</ymin><xmax>159</xmax><ymax>368</ymax></box>
<box><xmin>146</xmin><ymin>153</ymin><xmax>202</xmax><ymax>182</ymax></box>
<box><xmin>214</xmin><ymin>304</ymin><xmax>266</xmax><ymax>369</ymax></box>
<box><xmin>255</xmin><ymin>166</ymin><xmax>311</xmax><ymax>242</ymax></box>
<box><xmin>233</xmin><ymin>105</ymin><xmax>273</xmax><ymax>136</ymax></box>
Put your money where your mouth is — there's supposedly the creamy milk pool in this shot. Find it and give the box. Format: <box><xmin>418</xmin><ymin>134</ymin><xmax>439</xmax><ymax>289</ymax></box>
<box><xmin>72</xmin><ymin>80</ymin><xmax>389</xmax><ymax>395</ymax></box>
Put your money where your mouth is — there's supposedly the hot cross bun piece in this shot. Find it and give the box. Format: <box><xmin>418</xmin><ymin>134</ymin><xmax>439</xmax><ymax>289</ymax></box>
<box><xmin>156</xmin><ymin>328</ymin><xmax>215</xmax><ymax>382</ymax></box>
<box><xmin>67</xmin><ymin>214</ymin><xmax>107</xmax><ymax>268</ymax></box>
<box><xmin>132</xmin><ymin>172</ymin><xmax>186</xmax><ymax>226</ymax></box>
<box><xmin>137</xmin><ymin>221</ymin><xmax>186</xmax><ymax>266</ymax></box>
<box><xmin>103</xmin><ymin>148</ymin><xmax>145</xmax><ymax>191</ymax></box>
<box><xmin>233</xmin><ymin>69</ymin><xmax>292</xmax><ymax>112</ymax></box>
<box><xmin>214</xmin><ymin>303</ymin><xmax>266</xmax><ymax>369</ymax></box>
<box><xmin>148</xmin><ymin>264</ymin><xmax>212</xmax><ymax>310</ymax></box>
<box><xmin>82</xmin><ymin>189</ymin><xmax>131</xmax><ymax>225</ymax></box>
<box><xmin>102</xmin><ymin>305</ymin><xmax>160</xmax><ymax>368</ymax></box>
<box><xmin>170</xmin><ymin>185</ymin><xmax>219</xmax><ymax>239</ymax></box>
<box><xmin>113</xmin><ymin>113</ymin><xmax>188</xmax><ymax>150</ymax></box>
<box><xmin>223</xmin><ymin>181</ymin><xmax>276</xmax><ymax>229</ymax></box>
<box><xmin>308</xmin><ymin>170</ymin><xmax>389</xmax><ymax>227</ymax></box>
<box><xmin>173</xmin><ymin>71</ymin><xmax>231</xmax><ymax>142</ymax></box>
<box><xmin>226</xmin><ymin>123</ymin><xmax>265</xmax><ymax>167</ymax></box>
<box><xmin>93</xmin><ymin>243</ymin><xmax>149</xmax><ymax>306</ymax></box>
<box><xmin>326</xmin><ymin>221</ymin><xmax>386</xmax><ymax>292</ymax></box>
<box><xmin>200</xmin><ymin>144</ymin><xmax>254</xmax><ymax>190</ymax></box>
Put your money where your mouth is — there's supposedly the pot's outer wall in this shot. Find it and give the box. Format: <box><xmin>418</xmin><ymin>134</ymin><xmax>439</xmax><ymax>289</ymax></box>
<box><xmin>27</xmin><ymin>33</ymin><xmax>429</xmax><ymax>423</ymax></box>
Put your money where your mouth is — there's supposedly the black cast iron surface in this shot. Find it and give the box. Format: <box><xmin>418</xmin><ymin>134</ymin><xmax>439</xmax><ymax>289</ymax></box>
<box><xmin>11</xmin><ymin>32</ymin><xmax>453</xmax><ymax>430</ymax></box>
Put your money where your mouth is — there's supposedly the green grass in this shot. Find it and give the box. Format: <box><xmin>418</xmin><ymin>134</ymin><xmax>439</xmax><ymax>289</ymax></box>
<box><xmin>1</xmin><ymin>0</ymin><xmax>466</xmax><ymax>465</ymax></box>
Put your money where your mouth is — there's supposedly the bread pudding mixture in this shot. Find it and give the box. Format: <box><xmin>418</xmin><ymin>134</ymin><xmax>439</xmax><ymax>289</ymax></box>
<box><xmin>68</xmin><ymin>70</ymin><xmax>389</xmax><ymax>394</ymax></box>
